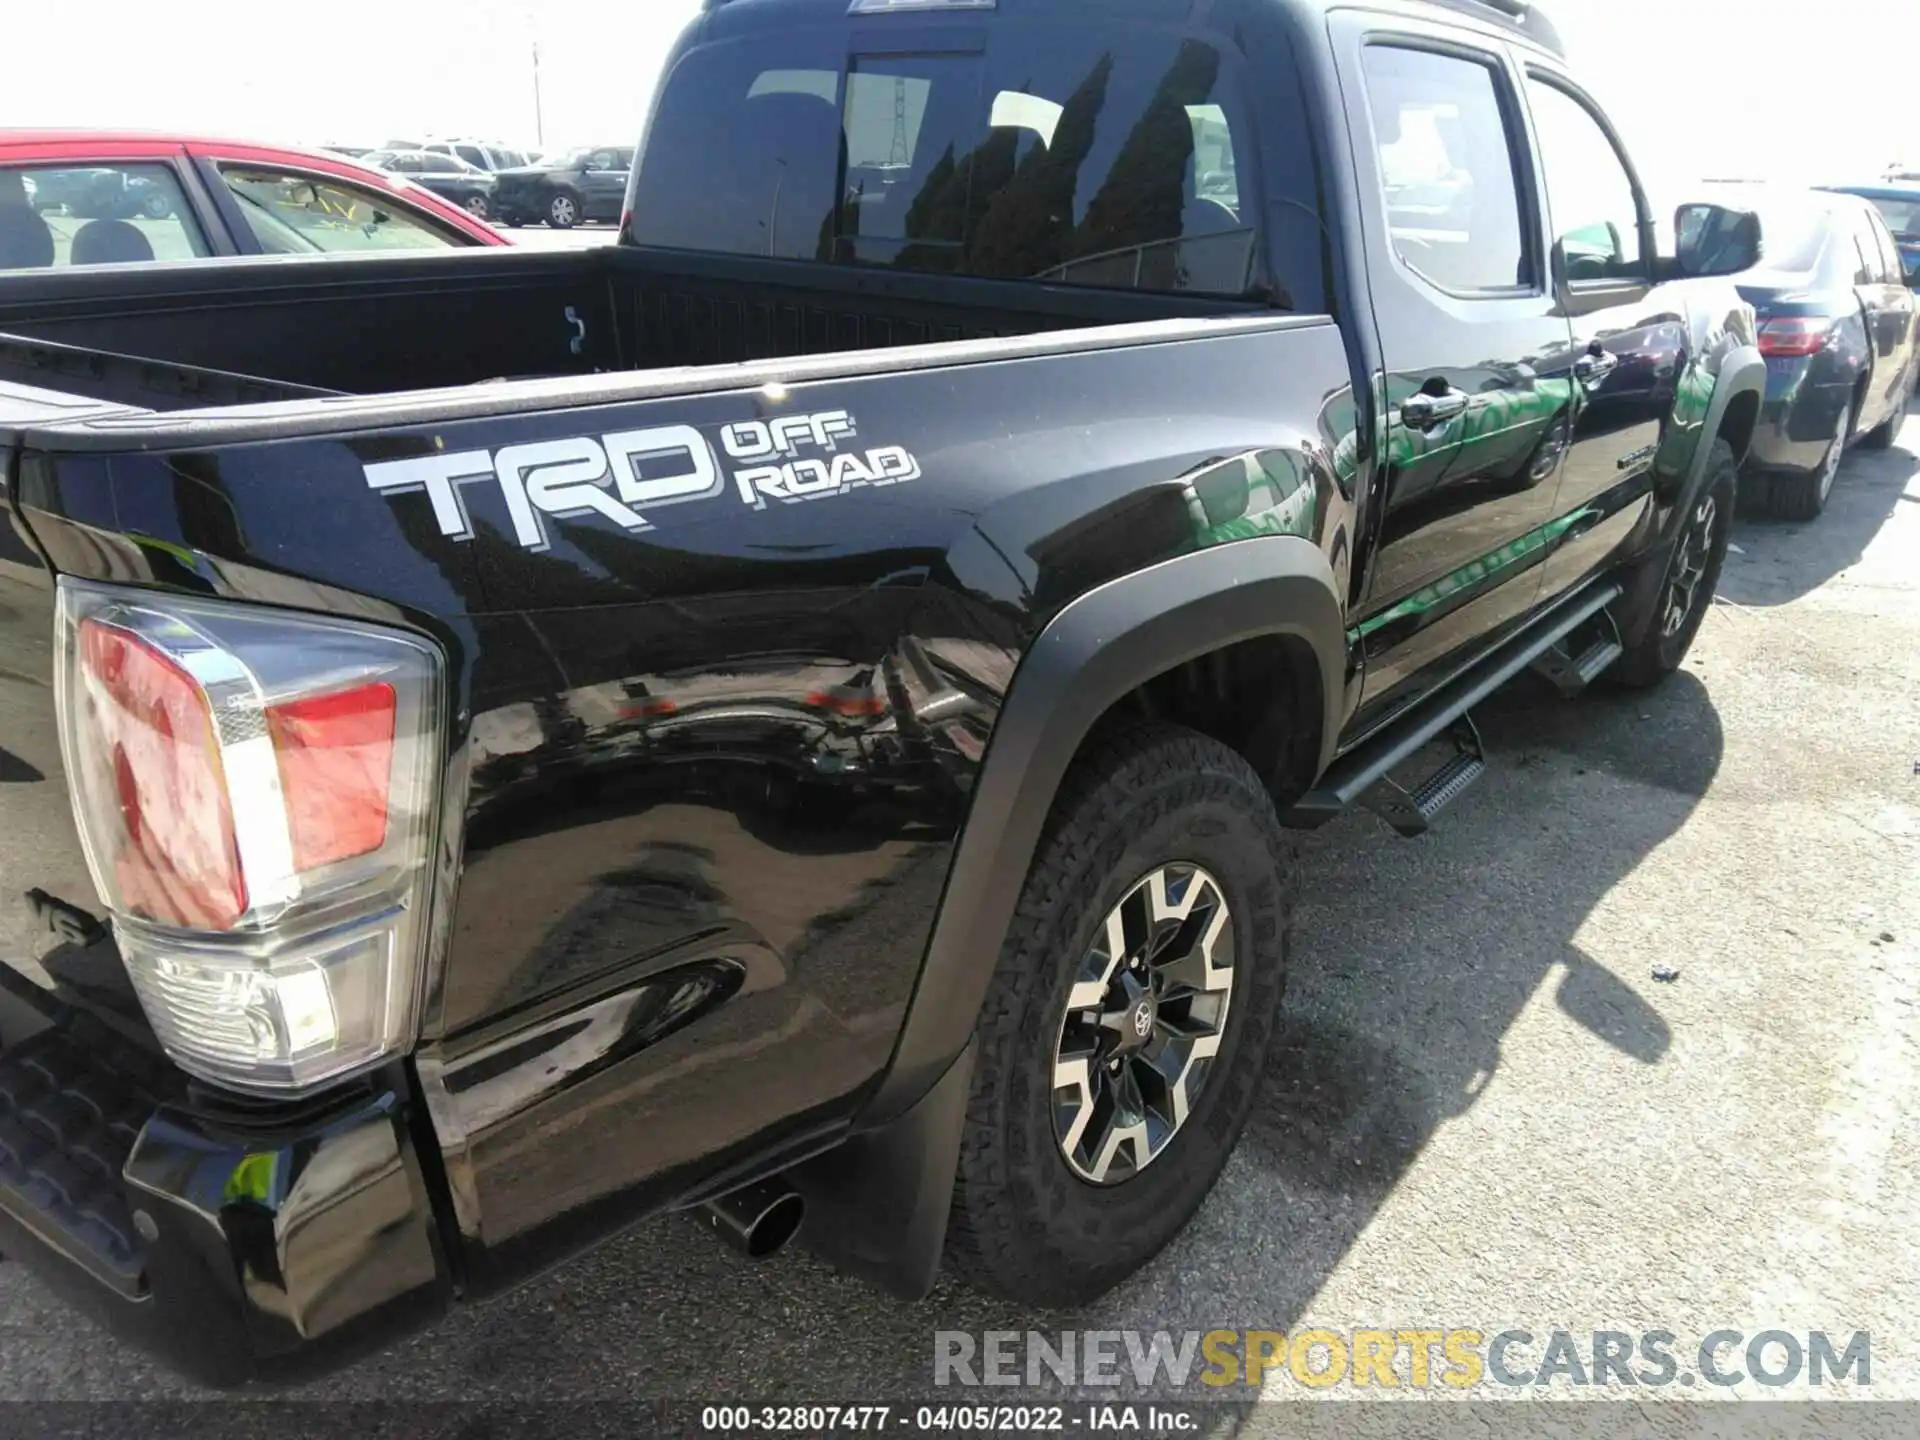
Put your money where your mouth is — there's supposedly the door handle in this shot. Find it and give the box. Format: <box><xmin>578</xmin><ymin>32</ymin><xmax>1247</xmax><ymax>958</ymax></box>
<box><xmin>1401</xmin><ymin>388</ymin><xmax>1470</xmax><ymax>430</ymax></box>
<box><xmin>1575</xmin><ymin>349</ymin><xmax>1619</xmax><ymax>385</ymax></box>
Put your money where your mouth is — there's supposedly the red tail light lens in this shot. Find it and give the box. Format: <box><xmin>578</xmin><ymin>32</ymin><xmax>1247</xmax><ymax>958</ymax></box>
<box><xmin>1757</xmin><ymin>316</ymin><xmax>1837</xmax><ymax>357</ymax></box>
<box><xmin>57</xmin><ymin>582</ymin><xmax>445</xmax><ymax>1094</ymax></box>
<box><xmin>79</xmin><ymin>619</ymin><xmax>247</xmax><ymax>930</ymax></box>
<box><xmin>266</xmin><ymin>684</ymin><xmax>396</xmax><ymax>872</ymax></box>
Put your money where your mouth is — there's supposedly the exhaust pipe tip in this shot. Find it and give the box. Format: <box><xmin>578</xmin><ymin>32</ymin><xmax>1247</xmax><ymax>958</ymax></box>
<box><xmin>702</xmin><ymin>1178</ymin><xmax>804</xmax><ymax>1259</ymax></box>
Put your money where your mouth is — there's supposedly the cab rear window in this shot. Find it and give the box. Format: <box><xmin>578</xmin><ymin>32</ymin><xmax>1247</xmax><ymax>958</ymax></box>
<box><xmin>631</xmin><ymin>23</ymin><xmax>1261</xmax><ymax>299</ymax></box>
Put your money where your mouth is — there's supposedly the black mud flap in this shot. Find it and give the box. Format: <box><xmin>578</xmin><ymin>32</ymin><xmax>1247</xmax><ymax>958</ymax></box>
<box><xmin>788</xmin><ymin>1040</ymin><xmax>975</xmax><ymax>1300</ymax></box>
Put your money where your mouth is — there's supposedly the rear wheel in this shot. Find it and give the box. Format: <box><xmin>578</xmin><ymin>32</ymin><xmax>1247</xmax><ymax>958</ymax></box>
<box><xmin>1765</xmin><ymin>399</ymin><xmax>1850</xmax><ymax>521</ymax></box>
<box><xmin>1861</xmin><ymin>390</ymin><xmax>1902</xmax><ymax>450</ymax></box>
<box><xmin>547</xmin><ymin>191</ymin><xmax>579</xmax><ymax>229</ymax></box>
<box><xmin>1614</xmin><ymin>439</ymin><xmax>1735</xmax><ymax>688</ymax></box>
<box><xmin>463</xmin><ymin>194</ymin><xmax>491</xmax><ymax>220</ymax></box>
<box><xmin>945</xmin><ymin>722</ymin><xmax>1290</xmax><ymax>1307</ymax></box>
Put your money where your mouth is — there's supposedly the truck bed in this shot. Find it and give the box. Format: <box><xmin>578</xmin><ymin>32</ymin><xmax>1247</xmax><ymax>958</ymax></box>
<box><xmin>0</xmin><ymin>245</ymin><xmax>1266</xmax><ymax>411</ymax></box>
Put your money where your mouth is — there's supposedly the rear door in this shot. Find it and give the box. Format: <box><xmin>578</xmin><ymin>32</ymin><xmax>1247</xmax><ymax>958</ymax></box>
<box><xmin>1333</xmin><ymin>14</ymin><xmax>1575</xmax><ymax>722</ymax></box>
<box><xmin>1855</xmin><ymin>204</ymin><xmax>1918</xmax><ymax>425</ymax></box>
<box><xmin>1515</xmin><ymin>66</ymin><xmax>1672</xmax><ymax>605</ymax></box>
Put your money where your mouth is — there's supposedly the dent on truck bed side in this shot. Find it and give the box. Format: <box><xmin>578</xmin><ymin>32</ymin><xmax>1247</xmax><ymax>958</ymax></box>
<box><xmin>375</xmin><ymin>317</ymin><xmax>1354</xmax><ymax>1294</ymax></box>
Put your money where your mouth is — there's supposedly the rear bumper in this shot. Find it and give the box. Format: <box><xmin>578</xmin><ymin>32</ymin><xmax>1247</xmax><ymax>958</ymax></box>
<box><xmin>0</xmin><ymin>1003</ymin><xmax>452</xmax><ymax>1388</ymax></box>
<box><xmin>1746</xmin><ymin>363</ymin><xmax>1853</xmax><ymax>474</ymax></box>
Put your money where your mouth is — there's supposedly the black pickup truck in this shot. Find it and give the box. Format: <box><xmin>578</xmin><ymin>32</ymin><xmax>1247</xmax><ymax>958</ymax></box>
<box><xmin>0</xmin><ymin>0</ymin><xmax>1765</xmax><ymax>1388</ymax></box>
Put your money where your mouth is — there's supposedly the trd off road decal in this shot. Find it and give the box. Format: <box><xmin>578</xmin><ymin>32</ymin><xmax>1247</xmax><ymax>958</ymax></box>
<box><xmin>364</xmin><ymin>407</ymin><xmax>921</xmax><ymax>549</ymax></box>
<box><xmin>719</xmin><ymin>410</ymin><xmax>920</xmax><ymax>510</ymax></box>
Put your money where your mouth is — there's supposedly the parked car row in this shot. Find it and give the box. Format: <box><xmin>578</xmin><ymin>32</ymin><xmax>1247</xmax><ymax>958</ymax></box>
<box><xmin>1696</xmin><ymin>181</ymin><xmax>1920</xmax><ymax>521</ymax></box>
<box><xmin>337</xmin><ymin>139</ymin><xmax>636</xmax><ymax>229</ymax></box>
<box><xmin>358</xmin><ymin>148</ymin><xmax>499</xmax><ymax>219</ymax></box>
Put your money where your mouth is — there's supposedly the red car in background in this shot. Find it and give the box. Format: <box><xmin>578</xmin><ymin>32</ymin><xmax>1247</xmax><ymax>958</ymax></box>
<box><xmin>0</xmin><ymin>131</ymin><xmax>505</xmax><ymax>271</ymax></box>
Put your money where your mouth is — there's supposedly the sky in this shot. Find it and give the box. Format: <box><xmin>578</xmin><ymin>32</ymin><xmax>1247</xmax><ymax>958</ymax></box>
<box><xmin>2</xmin><ymin>0</ymin><xmax>1913</xmax><ymax>183</ymax></box>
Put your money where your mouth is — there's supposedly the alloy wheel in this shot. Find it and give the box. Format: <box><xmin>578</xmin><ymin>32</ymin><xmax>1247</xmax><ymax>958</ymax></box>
<box><xmin>1052</xmin><ymin>864</ymin><xmax>1234</xmax><ymax>1185</ymax></box>
<box><xmin>1661</xmin><ymin>491</ymin><xmax>1719</xmax><ymax>638</ymax></box>
<box><xmin>1818</xmin><ymin>404</ymin><xmax>1851</xmax><ymax>504</ymax></box>
<box><xmin>550</xmin><ymin>194</ymin><xmax>577</xmax><ymax>227</ymax></box>
<box><xmin>464</xmin><ymin>195</ymin><xmax>490</xmax><ymax>219</ymax></box>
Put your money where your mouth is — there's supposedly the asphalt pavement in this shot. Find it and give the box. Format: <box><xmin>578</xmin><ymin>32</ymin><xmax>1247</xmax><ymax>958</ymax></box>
<box><xmin>1</xmin><ymin>407</ymin><xmax>1915</xmax><ymax>1422</ymax></box>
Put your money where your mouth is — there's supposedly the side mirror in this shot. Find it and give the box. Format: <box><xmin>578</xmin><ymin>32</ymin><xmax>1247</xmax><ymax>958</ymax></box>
<box><xmin>1674</xmin><ymin>202</ymin><xmax>1761</xmax><ymax>278</ymax></box>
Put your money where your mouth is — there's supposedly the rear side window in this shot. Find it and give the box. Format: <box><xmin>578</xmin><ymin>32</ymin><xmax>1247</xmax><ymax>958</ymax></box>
<box><xmin>1864</xmin><ymin>208</ymin><xmax>1903</xmax><ymax>284</ymax></box>
<box><xmin>1359</xmin><ymin>45</ymin><xmax>1531</xmax><ymax>294</ymax></box>
<box><xmin>632</xmin><ymin>25</ymin><xmax>1263</xmax><ymax>298</ymax></box>
<box><xmin>1867</xmin><ymin>195</ymin><xmax>1920</xmax><ymax>240</ymax></box>
<box><xmin>0</xmin><ymin>163</ymin><xmax>210</xmax><ymax>272</ymax></box>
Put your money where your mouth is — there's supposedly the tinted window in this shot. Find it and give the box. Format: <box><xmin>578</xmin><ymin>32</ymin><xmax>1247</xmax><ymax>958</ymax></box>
<box><xmin>1866</xmin><ymin>195</ymin><xmax>1920</xmax><ymax>239</ymax></box>
<box><xmin>219</xmin><ymin>167</ymin><xmax>465</xmax><ymax>253</ymax></box>
<box><xmin>633</xmin><ymin>26</ymin><xmax>1263</xmax><ymax>299</ymax></box>
<box><xmin>1835</xmin><ymin>211</ymin><xmax>1881</xmax><ymax>284</ymax></box>
<box><xmin>1524</xmin><ymin>77</ymin><xmax>1645</xmax><ymax>282</ymax></box>
<box><xmin>1864</xmin><ymin>208</ymin><xmax>1902</xmax><ymax>282</ymax></box>
<box><xmin>0</xmin><ymin>163</ymin><xmax>210</xmax><ymax>272</ymax></box>
<box><xmin>1360</xmin><ymin>45</ymin><xmax>1530</xmax><ymax>293</ymax></box>
<box><xmin>456</xmin><ymin>146</ymin><xmax>487</xmax><ymax>169</ymax></box>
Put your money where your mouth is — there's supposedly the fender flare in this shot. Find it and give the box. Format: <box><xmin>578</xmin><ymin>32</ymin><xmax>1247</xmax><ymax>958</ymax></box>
<box><xmin>1620</xmin><ymin>343</ymin><xmax>1763</xmax><ymax>638</ymax></box>
<box><xmin>864</xmin><ymin>535</ymin><xmax>1347</xmax><ymax>1126</ymax></box>
<box><xmin>1668</xmin><ymin>343</ymin><xmax>1766</xmax><ymax>509</ymax></box>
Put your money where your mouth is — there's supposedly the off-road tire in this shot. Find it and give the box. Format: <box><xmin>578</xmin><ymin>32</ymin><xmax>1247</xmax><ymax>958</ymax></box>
<box><xmin>944</xmin><ymin>722</ymin><xmax>1290</xmax><ymax>1307</ymax></box>
<box><xmin>1614</xmin><ymin>439</ymin><xmax>1736</xmax><ymax>688</ymax></box>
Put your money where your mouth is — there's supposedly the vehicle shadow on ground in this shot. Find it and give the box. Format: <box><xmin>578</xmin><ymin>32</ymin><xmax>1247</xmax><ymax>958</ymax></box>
<box><xmin>1722</xmin><ymin>411</ymin><xmax>1917</xmax><ymax>607</ymax></box>
<box><xmin>268</xmin><ymin>669</ymin><xmax>1721</xmax><ymax>1406</ymax></box>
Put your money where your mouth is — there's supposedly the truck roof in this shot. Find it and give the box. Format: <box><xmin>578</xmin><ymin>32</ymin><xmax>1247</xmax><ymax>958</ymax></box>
<box><xmin>697</xmin><ymin>0</ymin><xmax>1564</xmax><ymax>57</ymax></box>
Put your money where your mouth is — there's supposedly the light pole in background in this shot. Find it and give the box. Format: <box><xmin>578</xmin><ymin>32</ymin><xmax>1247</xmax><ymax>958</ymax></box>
<box><xmin>531</xmin><ymin>38</ymin><xmax>545</xmax><ymax>149</ymax></box>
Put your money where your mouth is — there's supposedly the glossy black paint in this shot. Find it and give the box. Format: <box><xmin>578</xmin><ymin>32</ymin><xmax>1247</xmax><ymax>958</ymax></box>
<box><xmin>5</xmin><ymin>294</ymin><xmax>1354</xmax><ymax>1309</ymax></box>
<box><xmin>0</xmin><ymin>1013</ymin><xmax>450</xmax><ymax>1389</ymax></box>
<box><xmin>0</xmin><ymin>0</ymin><xmax>1770</xmax><ymax>1382</ymax></box>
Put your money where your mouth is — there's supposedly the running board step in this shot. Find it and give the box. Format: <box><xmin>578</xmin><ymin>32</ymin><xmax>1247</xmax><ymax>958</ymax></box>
<box><xmin>1529</xmin><ymin>609</ymin><xmax>1624</xmax><ymax>697</ymax></box>
<box><xmin>1359</xmin><ymin>715</ymin><xmax>1486</xmax><ymax>837</ymax></box>
<box><xmin>1285</xmin><ymin>580</ymin><xmax>1624</xmax><ymax>831</ymax></box>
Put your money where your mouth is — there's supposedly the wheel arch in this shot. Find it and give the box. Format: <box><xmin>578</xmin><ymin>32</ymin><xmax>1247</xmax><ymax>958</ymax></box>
<box><xmin>865</xmin><ymin>536</ymin><xmax>1345</xmax><ymax>1130</ymax></box>
<box><xmin>1615</xmin><ymin>346</ymin><xmax>1761</xmax><ymax>644</ymax></box>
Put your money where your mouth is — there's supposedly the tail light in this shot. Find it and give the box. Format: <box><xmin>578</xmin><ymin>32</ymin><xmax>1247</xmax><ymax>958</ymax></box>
<box><xmin>55</xmin><ymin>581</ymin><xmax>445</xmax><ymax>1094</ymax></box>
<box><xmin>1757</xmin><ymin>316</ymin><xmax>1838</xmax><ymax>357</ymax></box>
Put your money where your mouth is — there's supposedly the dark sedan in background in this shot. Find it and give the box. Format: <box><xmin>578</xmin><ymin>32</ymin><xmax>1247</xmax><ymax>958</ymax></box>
<box><xmin>1822</xmin><ymin>182</ymin><xmax>1920</xmax><ymax>289</ymax></box>
<box><xmin>1709</xmin><ymin>184</ymin><xmax>1918</xmax><ymax>520</ymax></box>
<box><xmin>360</xmin><ymin>148</ymin><xmax>498</xmax><ymax>219</ymax></box>
<box><xmin>493</xmin><ymin>145</ymin><xmax>632</xmax><ymax>229</ymax></box>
